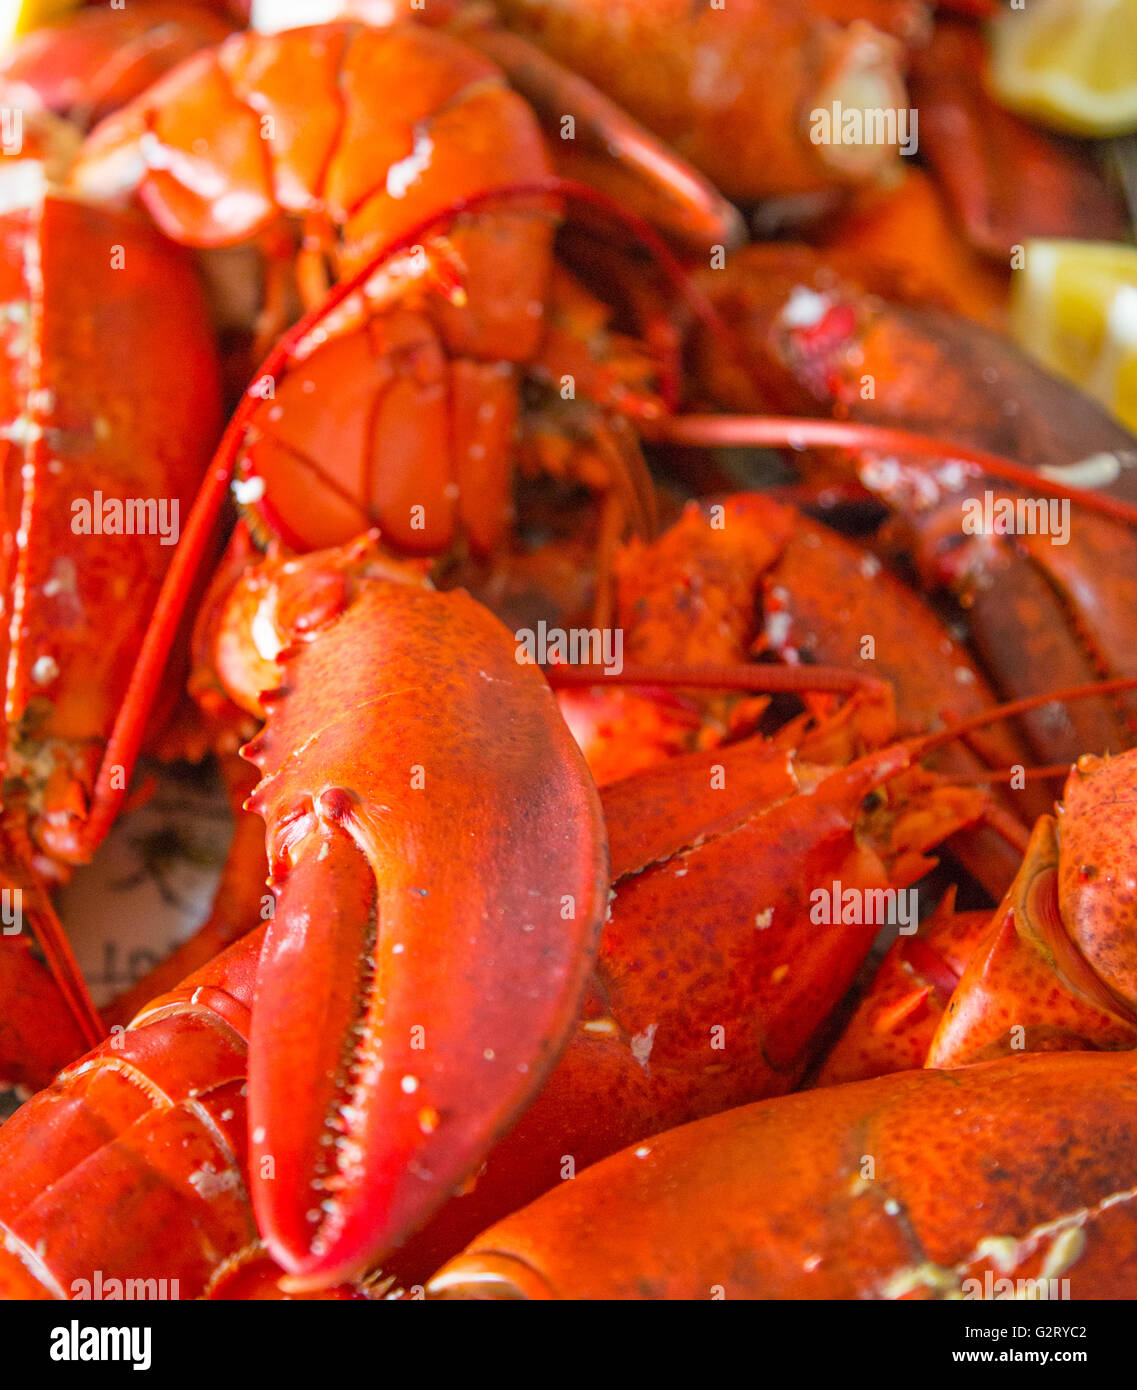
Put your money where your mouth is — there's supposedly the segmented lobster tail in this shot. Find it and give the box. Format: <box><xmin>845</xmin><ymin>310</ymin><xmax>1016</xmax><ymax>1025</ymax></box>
<box><xmin>0</xmin><ymin>927</ymin><xmax>262</xmax><ymax>1300</ymax></box>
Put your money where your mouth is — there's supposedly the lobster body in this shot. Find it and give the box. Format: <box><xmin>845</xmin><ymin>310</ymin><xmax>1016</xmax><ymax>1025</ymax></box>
<box><xmin>71</xmin><ymin>20</ymin><xmax>673</xmax><ymax>561</ymax></box>
<box><xmin>229</xmin><ymin>260</ymin><xmax>660</xmax><ymax>559</ymax></box>
<box><xmin>71</xmin><ymin>21</ymin><xmax>556</xmax><ymax>299</ymax></box>
<box><xmin>696</xmin><ymin>243</ymin><xmax>1137</xmax><ymax>477</ymax></box>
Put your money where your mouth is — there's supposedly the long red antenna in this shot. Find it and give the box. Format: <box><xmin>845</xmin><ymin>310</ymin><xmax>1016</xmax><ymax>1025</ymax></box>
<box><xmin>644</xmin><ymin>416</ymin><xmax>1137</xmax><ymax>529</ymax></box>
<box><xmin>545</xmin><ymin>662</ymin><xmax>878</xmax><ymax>695</ymax></box>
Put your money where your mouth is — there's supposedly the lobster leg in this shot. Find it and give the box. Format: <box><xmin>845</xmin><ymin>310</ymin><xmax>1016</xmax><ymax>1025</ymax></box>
<box><xmin>462</xmin><ymin>24</ymin><xmax>746</xmax><ymax>252</ymax></box>
<box><xmin>812</xmin><ymin>890</ymin><xmax>992</xmax><ymax>1085</ymax></box>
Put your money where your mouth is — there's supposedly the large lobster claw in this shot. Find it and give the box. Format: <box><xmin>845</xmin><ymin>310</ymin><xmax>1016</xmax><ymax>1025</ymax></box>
<box><xmin>236</xmin><ymin>540</ymin><xmax>608</xmax><ymax>1289</ymax></box>
<box><xmin>427</xmin><ymin>1050</ymin><xmax>1137</xmax><ymax>1300</ymax></box>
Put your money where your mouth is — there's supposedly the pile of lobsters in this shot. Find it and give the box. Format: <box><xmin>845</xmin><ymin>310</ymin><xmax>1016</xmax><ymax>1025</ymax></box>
<box><xmin>1</xmin><ymin>0</ymin><xmax>1136</xmax><ymax>1301</ymax></box>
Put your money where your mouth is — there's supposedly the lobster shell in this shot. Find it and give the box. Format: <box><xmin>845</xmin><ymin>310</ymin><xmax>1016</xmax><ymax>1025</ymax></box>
<box><xmin>429</xmin><ymin>1050</ymin><xmax>1137</xmax><ymax>1299</ymax></box>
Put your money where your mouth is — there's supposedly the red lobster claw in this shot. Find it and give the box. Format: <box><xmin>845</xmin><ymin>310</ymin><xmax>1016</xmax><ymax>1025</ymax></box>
<box><xmin>239</xmin><ymin>541</ymin><xmax>608</xmax><ymax>1288</ymax></box>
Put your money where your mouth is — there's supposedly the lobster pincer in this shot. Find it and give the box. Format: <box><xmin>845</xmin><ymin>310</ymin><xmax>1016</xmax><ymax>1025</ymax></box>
<box><xmin>204</xmin><ymin>536</ymin><xmax>608</xmax><ymax>1288</ymax></box>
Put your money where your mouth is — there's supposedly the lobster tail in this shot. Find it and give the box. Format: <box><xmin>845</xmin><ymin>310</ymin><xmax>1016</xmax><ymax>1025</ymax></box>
<box><xmin>0</xmin><ymin>927</ymin><xmax>262</xmax><ymax>1300</ymax></box>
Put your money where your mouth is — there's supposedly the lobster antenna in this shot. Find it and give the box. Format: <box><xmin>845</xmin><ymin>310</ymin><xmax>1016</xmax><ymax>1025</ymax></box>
<box><xmin>548</xmin><ymin>665</ymin><xmax>1137</xmax><ymax>811</ymax></box>
<box><xmin>544</xmin><ymin>662</ymin><xmax>878</xmax><ymax>696</ymax></box>
<box><xmin>643</xmin><ymin>416</ymin><xmax>1137</xmax><ymax>530</ymax></box>
<box><xmin>914</xmin><ymin>675</ymin><xmax>1137</xmax><ymax>759</ymax></box>
<box><xmin>19</xmin><ymin>884</ymin><xmax>104</xmax><ymax>1048</ymax></box>
<box><xmin>931</xmin><ymin>762</ymin><xmax>1077</xmax><ymax>785</ymax></box>
<box><xmin>544</xmin><ymin>667</ymin><xmax>1137</xmax><ymax>735</ymax></box>
<box><xmin>550</xmin><ymin>665</ymin><xmax>1137</xmax><ymax>860</ymax></box>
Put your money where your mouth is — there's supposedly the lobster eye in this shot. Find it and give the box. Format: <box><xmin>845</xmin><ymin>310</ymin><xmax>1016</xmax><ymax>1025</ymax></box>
<box><xmin>860</xmin><ymin>791</ymin><xmax>885</xmax><ymax>813</ymax></box>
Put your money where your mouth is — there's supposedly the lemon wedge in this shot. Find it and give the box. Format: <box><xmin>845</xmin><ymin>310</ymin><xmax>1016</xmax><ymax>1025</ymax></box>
<box><xmin>989</xmin><ymin>0</ymin><xmax>1137</xmax><ymax>137</ymax></box>
<box><xmin>0</xmin><ymin>0</ymin><xmax>79</xmax><ymax>50</ymax></box>
<box><xmin>1011</xmin><ymin>239</ymin><xmax>1137</xmax><ymax>432</ymax></box>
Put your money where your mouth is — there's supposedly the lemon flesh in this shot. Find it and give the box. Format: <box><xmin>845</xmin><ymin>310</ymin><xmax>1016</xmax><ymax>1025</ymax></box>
<box><xmin>990</xmin><ymin>0</ymin><xmax>1137</xmax><ymax>137</ymax></box>
<box><xmin>1011</xmin><ymin>239</ymin><xmax>1137</xmax><ymax>433</ymax></box>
